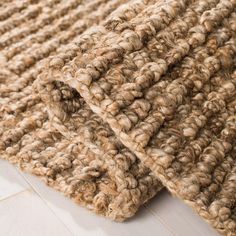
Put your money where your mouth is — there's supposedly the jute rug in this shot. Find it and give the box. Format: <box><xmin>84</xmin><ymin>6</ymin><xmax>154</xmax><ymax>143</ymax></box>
<box><xmin>0</xmin><ymin>0</ymin><xmax>235</xmax><ymax>235</ymax></box>
<box><xmin>0</xmin><ymin>0</ymin><xmax>164</xmax><ymax>221</ymax></box>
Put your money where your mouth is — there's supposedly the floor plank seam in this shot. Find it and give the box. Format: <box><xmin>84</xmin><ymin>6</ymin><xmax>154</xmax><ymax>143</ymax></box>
<box><xmin>0</xmin><ymin>188</ymin><xmax>30</xmax><ymax>203</ymax></box>
<box><xmin>144</xmin><ymin>204</ymin><xmax>177</xmax><ymax>236</ymax></box>
<box><xmin>16</xmin><ymin>168</ymin><xmax>74</xmax><ymax>236</ymax></box>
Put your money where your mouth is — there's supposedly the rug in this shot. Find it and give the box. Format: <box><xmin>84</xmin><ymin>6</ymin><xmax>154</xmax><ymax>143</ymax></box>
<box><xmin>0</xmin><ymin>0</ymin><xmax>235</xmax><ymax>235</ymax></box>
<box><xmin>0</xmin><ymin>0</ymin><xmax>163</xmax><ymax>222</ymax></box>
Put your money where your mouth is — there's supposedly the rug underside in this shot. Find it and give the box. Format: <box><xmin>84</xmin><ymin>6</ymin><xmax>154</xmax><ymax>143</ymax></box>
<box><xmin>0</xmin><ymin>0</ymin><xmax>235</xmax><ymax>235</ymax></box>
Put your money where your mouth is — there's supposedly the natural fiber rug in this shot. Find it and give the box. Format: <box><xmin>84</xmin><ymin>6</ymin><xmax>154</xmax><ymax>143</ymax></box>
<box><xmin>0</xmin><ymin>0</ymin><xmax>235</xmax><ymax>235</ymax></box>
<box><xmin>0</xmin><ymin>0</ymin><xmax>163</xmax><ymax>221</ymax></box>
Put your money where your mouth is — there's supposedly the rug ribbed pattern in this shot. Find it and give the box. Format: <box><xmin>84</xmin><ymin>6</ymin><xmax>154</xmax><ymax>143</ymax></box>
<box><xmin>0</xmin><ymin>0</ymin><xmax>163</xmax><ymax>222</ymax></box>
<box><xmin>0</xmin><ymin>0</ymin><xmax>235</xmax><ymax>235</ymax></box>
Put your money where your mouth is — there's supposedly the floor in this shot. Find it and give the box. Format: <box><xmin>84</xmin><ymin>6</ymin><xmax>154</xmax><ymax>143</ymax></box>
<box><xmin>0</xmin><ymin>159</ymin><xmax>220</xmax><ymax>236</ymax></box>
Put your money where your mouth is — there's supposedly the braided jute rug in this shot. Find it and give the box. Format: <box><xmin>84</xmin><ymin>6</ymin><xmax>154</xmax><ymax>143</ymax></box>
<box><xmin>0</xmin><ymin>0</ymin><xmax>235</xmax><ymax>235</ymax></box>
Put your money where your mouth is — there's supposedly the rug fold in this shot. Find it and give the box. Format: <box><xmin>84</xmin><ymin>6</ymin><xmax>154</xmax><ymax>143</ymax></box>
<box><xmin>36</xmin><ymin>0</ymin><xmax>236</xmax><ymax>235</ymax></box>
<box><xmin>0</xmin><ymin>0</ymin><xmax>236</xmax><ymax>235</ymax></box>
<box><xmin>0</xmin><ymin>0</ymin><xmax>163</xmax><ymax>222</ymax></box>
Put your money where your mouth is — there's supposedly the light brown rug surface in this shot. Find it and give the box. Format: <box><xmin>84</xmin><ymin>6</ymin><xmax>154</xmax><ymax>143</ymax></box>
<box><xmin>0</xmin><ymin>0</ymin><xmax>163</xmax><ymax>222</ymax></box>
<box><xmin>0</xmin><ymin>0</ymin><xmax>236</xmax><ymax>235</ymax></box>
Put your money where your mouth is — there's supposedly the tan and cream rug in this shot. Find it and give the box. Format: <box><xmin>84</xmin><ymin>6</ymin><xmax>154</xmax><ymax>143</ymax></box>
<box><xmin>0</xmin><ymin>0</ymin><xmax>235</xmax><ymax>235</ymax></box>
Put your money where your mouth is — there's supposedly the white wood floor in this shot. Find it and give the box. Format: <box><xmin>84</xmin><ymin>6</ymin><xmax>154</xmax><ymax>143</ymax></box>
<box><xmin>0</xmin><ymin>159</ymin><xmax>220</xmax><ymax>236</ymax></box>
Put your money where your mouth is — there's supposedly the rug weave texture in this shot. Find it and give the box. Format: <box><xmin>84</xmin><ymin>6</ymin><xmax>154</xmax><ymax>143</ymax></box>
<box><xmin>0</xmin><ymin>0</ymin><xmax>163</xmax><ymax>222</ymax></box>
<box><xmin>0</xmin><ymin>0</ymin><xmax>236</xmax><ymax>235</ymax></box>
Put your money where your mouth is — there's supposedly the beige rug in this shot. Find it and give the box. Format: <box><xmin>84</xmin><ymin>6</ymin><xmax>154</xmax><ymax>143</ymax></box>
<box><xmin>0</xmin><ymin>0</ymin><xmax>163</xmax><ymax>221</ymax></box>
<box><xmin>0</xmin><ymin>0</ymin><xmax>236</xmax><ymax>235</ymax></box>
